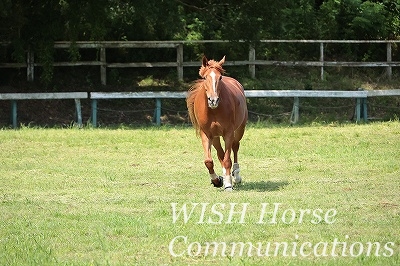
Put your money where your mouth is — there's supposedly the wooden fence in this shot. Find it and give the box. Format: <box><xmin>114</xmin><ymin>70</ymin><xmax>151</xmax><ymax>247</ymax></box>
<box><xmin>1</xmin><ymin>40</ymin><xmax>400</xmax><ymax>83</ymax></box>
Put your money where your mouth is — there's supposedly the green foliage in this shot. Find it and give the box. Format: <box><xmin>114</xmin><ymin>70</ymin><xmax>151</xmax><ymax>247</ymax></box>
<box><xmin>35</xmin><ymin>41</ymin><xmax>55</xmax><ymax>86</ymax></box>
<box><xmin>10</xmin><ymin>39</ymin><xmax>25</xmax><ymax>63</ymax></box>
<box><xmin>352</xmin><ymin>1</ymin><xmax>387</xmax><ymax>39</ymax></box>
<box><xmin>0</xmin><ymin>0</ymin><xmax>399</xmax><ymax>85</ymax></box>
<box><xmin>319</xmin><ymin>0</ymin><xmax>399</xmax><ymax>40</ymax></box>
<box><xmin>67</xmin><ymin>42</ymin><xmax>81</xmax><ymax>62</ymax></box>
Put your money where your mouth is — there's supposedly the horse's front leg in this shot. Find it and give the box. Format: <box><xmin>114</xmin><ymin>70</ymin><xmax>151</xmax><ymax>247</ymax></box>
<box><xmin>212</xmin><ymin>136</ymin><xmax>225</xmax><ymax>169</ymax></box>
<box><xmin>201</xmin><ymin>131</ymin><xmax>223</xmax><ymax>187</ymax></box>
<box><xmin>222</xmin><ymin>134</ymin><xmax>234</xmax><ymax>191</ymax></box>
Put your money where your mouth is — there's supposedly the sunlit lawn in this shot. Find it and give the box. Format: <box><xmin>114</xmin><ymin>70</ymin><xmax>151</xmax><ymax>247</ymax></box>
<box><xmin>0</xmin><ymin>122</ymin><xmax>399</xmax><ymax>265</ymax></box>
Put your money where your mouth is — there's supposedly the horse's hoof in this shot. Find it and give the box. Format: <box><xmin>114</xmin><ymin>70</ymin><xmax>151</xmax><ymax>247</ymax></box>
<box><xmin>211</xmin><ymin>176</ymin><xmax>223</xmax><ymax>187</ymax></box>
<box><xmin>224</xmin><ymin>186</ymin><xmax>233</xmax><ymax>192</ymax></box>
<box><xmin>232</xmin><ymin>167</ymin><xmax>242</xmax><ymax>184</ymax></box>
<box><xmin>233</xmin><ymin>175</ymin><xmax>242</xmax><ymax>184</ymax></box>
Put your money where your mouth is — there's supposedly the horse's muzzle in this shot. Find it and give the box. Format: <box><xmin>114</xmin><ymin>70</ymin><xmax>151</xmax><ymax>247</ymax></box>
<box><xmin>208</xmin><ymin>97</ymin><xmax>220</xmax><ymax>109</ymax></box>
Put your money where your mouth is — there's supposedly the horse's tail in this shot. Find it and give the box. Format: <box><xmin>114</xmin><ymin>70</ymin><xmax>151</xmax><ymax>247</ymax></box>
<box><xmin>186</xmin><ymin>81</ymin><xmax>202</xmax><ymax>136</ymax></box>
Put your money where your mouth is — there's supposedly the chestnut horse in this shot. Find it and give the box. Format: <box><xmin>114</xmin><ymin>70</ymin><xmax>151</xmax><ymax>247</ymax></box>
<box><xmin>186</xmin><ymin>56</ymin><xmax>248</xmax><ymax>191</ymax></box>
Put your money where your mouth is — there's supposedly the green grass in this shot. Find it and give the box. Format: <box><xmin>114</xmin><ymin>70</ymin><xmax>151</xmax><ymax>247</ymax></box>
<box><xmin>0</xmin><ymin>122</ymin><xmax>399</xmax><ymax>265</ymax></box>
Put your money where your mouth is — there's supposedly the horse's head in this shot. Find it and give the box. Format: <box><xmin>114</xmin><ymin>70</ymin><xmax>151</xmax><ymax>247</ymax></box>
<box><xmin>199</xmin><ymin>56</ymin><xmax>226</xmax><ymax>109</ymax></box>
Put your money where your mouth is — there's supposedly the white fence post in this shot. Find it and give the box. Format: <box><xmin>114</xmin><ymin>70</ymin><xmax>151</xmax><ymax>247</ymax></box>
<box><xmin>74</xmin><ymin>99</ymin><xmax>83</xmax><ymax>127</ymax></box>
<box><xmin>291</xmin><ymin>97</ymin><xmax>300</xmax><ymax>124</ymax></box>
<box><xmin>11</xmin><ymin>100</ymin><xmax>17</xmax><ymax>128</ymax></box>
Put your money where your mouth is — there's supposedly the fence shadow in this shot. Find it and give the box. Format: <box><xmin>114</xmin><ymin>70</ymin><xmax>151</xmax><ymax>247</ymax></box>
<box><xmin>237</xmin><ymin>180</ymin><xmax>289</xmax><ymax>192</ymax></box>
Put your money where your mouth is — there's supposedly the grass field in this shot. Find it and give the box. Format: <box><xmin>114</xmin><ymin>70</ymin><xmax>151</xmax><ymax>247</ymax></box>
<box><xmin>1</xmin><ymin>122</ymin><xmax>399</xmax><ymax>265</ymax></box>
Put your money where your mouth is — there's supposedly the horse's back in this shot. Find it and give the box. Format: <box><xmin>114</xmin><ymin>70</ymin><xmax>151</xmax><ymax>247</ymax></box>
<box><xmin>223</xmin><ymin>76</ymin><xmax>245</xmax><ymax>93</ymax></box>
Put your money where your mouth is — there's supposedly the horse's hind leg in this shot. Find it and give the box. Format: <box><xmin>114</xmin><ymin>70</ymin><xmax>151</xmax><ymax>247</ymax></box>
<box><xmin>232</xmin><ymin>141</ymin><xmax>242</xmax><ymax>184</ymax></box>
<box><xmin>232</xmin><ymin>125</ymin><xmax>245</xmax><ymax>184</ymax></box>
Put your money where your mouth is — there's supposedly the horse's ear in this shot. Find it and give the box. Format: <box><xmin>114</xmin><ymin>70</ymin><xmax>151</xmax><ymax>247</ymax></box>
<box><xmin>219</xmin><ymin>56</ymin><xmax>226</xmax><ymax>65</ymax></box>
<box><xmin>202</xmin><ymin>56</ymin><xmax>208</xmax><ymax>67</ymax></box>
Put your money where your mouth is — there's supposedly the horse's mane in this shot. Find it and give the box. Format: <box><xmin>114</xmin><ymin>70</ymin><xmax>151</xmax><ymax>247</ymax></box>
<box><xmin>199</xmin><ymin>60</ymin><xmax>226</xmax><ymax>78</ymax></box>
<box><xmin>186</xmin><ymin>79</ymin><xmax>203</xmax><ymax>136</ymax></box>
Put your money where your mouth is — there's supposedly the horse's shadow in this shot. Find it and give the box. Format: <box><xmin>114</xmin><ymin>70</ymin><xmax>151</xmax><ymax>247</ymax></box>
<box><xmin>236</xmin><ymin>180</ymin><xmax>289</xmax><ymax>192</ymax></box>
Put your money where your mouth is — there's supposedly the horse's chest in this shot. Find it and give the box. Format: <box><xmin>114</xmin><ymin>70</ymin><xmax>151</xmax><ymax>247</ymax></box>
<box><xmin>194</xmin><ymin>99</ymin><xmax>234</xmax><ymax>135</ymax></box>
<box><xmin>197</xmin><ymin>113</ymin><xmax>225</xmax><ymax>136</ymax></box>
<box><xmin>208</xmin><ymin>121</ymin><xmax>224</xmax><ymax>136</ymax></box>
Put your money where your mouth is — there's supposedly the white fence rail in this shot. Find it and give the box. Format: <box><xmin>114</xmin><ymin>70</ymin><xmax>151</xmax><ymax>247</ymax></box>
<box><xmin>0</xmin><ymin>92</ymin><xmax>88</xmax><ymax>128</ymax></box>
<box><xmin>1</xmin><ymin>89</ymin><xmax>399</xmax><ymax>128</ymax></box>
<box><xmin>90</xmin><ymin>89</ymin><xmax>400</xmax><ymax>126</ymax></box>
<box><xmin>0</xmin><ymin>89</ymin><xmax>400</xmax><ymax>128</ymax></box>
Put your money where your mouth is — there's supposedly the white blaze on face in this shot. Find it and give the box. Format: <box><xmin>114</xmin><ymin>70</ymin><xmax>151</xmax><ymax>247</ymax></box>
<box><xmin>210</xmin><ymin>70</ymin><xmax>217</xmax><ymax>94</ymax></box>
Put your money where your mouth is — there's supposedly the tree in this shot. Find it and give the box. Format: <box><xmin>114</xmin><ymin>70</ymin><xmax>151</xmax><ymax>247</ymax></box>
<box><xmin>1</xmin><ymin>0</ymin><xmax>399</xmax><ymax>86</ymax></box>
